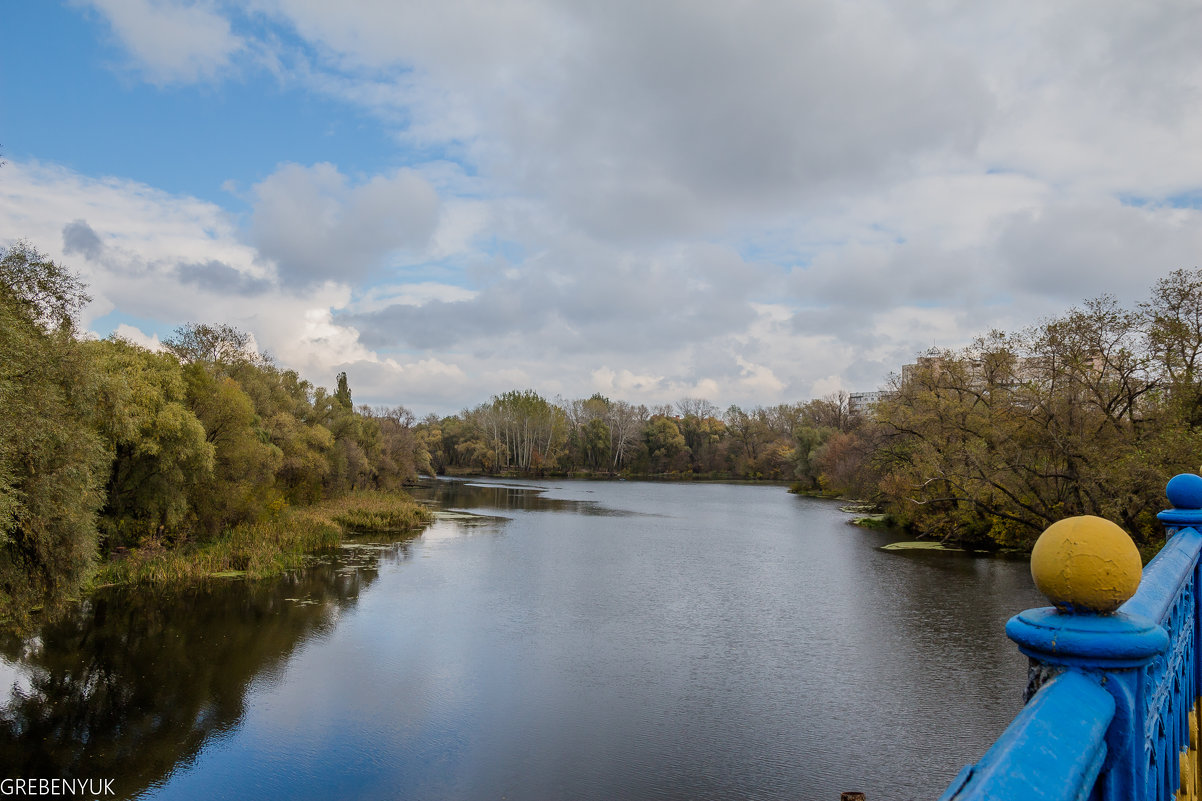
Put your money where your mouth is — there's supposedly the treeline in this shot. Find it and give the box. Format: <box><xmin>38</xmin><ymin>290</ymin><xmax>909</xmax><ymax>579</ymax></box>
<box><xmin>415</xmin><ymin>390</ymin><xmax>860</xmax><ymax>481</ymax></box>
<box><xmin>1</xmin><ymin>242</ymin><xmax>427</xmax><ymax>616</ymax></box>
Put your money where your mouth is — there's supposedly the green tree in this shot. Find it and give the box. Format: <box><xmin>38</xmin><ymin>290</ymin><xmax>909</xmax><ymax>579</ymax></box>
<box><xmin>724</xmin><ymin>405</ymin><xmax>772</xmax><ymax>476</ymax></box>
<box><xmin>266</xmin><ymin>410</ymin><xmax>333</xmax><ymax>504</ymax></box>
<box><xmin>182</xmin><ymin>366</ymin><xmax>283</xmax><ymax>536</ymax></box>
<box><xmin>872</xmin><ymin>298</ymin><xmax>1174</xmax><ymax>549</ymax></box>
<box><xmin>334</xmin><ymin>372</ymin><xmax>353</xmax><ymax>410</ymax></box>
<box><xmin>0</xmin><ymin>243</ymin><xmax>108</xmax><ymax>618</ymax></box>
<box><xmin>677</xmin><ymin>412</ymin><xmax>725</xmax><ymax>473</ymax></box>
<box><xmin>164</xmin><ymin>322</ymin><xmax>266</xmax><ymax>372</ymax></box>
<box><xmin>364</xmin><ymin>406</ymin><xmax>429</xmax><ymax>487</ymax></box>
<box><xmin>580</xmin><ymin>418</ymin><xmax>612</xmax><ymax>471</ymax></box>
<box><xmin>483</xmin><ymin>390</ymin><xmax>564</xmax><ymax>472</ymax></box>
<box><xmin>85</xmin><ymin>338</ymin><xmax>213</xmax><ymax>545</ymax></box>
<box><xmin>644</xmin><ymin>416</ymin><xmax>689</xmax><ymax>473</ymax></box>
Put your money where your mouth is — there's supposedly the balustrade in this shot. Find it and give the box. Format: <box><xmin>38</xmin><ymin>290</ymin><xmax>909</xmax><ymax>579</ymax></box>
<box><xmin>939</xmin><ymin>474</ymin><xmax>1202</xmax><ymax>801</ymax></box>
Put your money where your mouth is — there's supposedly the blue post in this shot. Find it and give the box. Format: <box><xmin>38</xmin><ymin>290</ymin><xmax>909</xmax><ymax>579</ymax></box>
<box><xmin>1005</xmin><ymin>593</ymin><xmax>1166</xmax><ymax>799</ymax></box>
<box><xmin>941</xmin><ymin>474</ymin><xmax>1202</xmax><ymax>801</ymax></box>
<box><xmin>1153</xmin><ymin>473</ymin><xmax>1202</xmax><ymax>801</ymax></box>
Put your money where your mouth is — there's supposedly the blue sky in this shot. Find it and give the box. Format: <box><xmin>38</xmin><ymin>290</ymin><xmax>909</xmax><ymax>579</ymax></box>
<box><xmin>3</xmin><ymin>4</ymin><xmax>402</xmax><ymax>208</ymax></box>
<box><xmin>2</xmin><ymin>1</ymin><xmax>1201</xmax><ymax>415</ymax></box>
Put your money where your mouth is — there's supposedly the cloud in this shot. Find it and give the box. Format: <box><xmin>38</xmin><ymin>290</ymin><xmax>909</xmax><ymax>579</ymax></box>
<box><xmin>111</xmin><ymin>323</ymin><xmax>165</xmax><ymax>351</ymax></box>
<box><xmin>176</xmin><ymin>260</ymin><xmax>274</xmax><ymax>295</ymax></box>
<box><xmin>344</xmin><ymin>241</ymin><xmax>772</xmax><ymax>356</ymax></box>
<box><xmin>996</xmin><ymin>198</ymin><xmax>1202</xmax><ymax>301</ymax></box>
<box><xmin>249</xmin><ymin>162</ymin><xmax>441</xmax><ymax>285</ymax></box>
<box><xmin>1</xmin><ymin>161</ymin><xmax>264</xmax><ymax>293</ymax></box>
<box><xmin>15</xmin><ymin>2</ymin><xmax>1202</xmax><ymax>415</ymax></box>
<box><xmin>62</xmin><ymin>219</ymin><xmax>105</xmax><ymax>260</ymax></box>
<box><xmin>968</xmin><ymin>1</ymin><xmax>1202</xmax><ymax>196</ymax></box>
<box><xmin>75</xmin><ymin>0</ymin><xmax>243</xmax><ymax>84</ymax></box>
<box><xmin>260</xmin><ymin>1</ymin><xmax>993</xmax><ymax>241</ymax></box>
<box><xmin>508</xmin><ymin>2</ymin><xmax>990</xmax><ymax>239</ymax></box>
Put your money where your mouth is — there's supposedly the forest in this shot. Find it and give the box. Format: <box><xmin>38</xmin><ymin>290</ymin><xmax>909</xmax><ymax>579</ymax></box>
<box><xmin>6</xmin><ymin>236</ymin><xmax>1202</xmax><ymax>620</ymax></box>
<box><xmin>0</xmin><ymin>242</ymin><xmax>428</xmax><ymax>623</ymax></box>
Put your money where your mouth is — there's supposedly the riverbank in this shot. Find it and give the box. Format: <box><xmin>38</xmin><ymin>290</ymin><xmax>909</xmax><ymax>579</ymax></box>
<box><xmin>443</xmin><ymin>466</ymin><xmax>800</xmax><ymax>484</ymax></box>
<box><xmin>92</xmin><ymin>490</ymin><xmax>433</xmax><ymax>587</ymax></box>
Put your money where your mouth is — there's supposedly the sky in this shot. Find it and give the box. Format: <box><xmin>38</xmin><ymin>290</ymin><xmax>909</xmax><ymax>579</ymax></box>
<box><xmin>2</xmin><ymin>1</ymin><xmax>1200</xmax><ymax>416</ymax></box>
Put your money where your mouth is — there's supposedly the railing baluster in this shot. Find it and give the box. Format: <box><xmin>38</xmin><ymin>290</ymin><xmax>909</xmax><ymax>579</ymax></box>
<box><xmin>940</xmin><ymin>474</ymin><xmax>1202</xmax><ymax>801</ymax></box>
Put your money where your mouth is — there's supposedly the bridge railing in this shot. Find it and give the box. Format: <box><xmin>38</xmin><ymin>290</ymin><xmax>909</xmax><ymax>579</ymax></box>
<box><xmin>939</xmin><ymin>473</ymin><xmax>1202</xmax><ymax>801</ymax></box>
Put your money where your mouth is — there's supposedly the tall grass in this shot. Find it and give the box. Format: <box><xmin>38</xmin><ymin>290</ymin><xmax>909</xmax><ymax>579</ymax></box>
<box><xmin>94</xmin><ymin>490</ymin><xmax>432</xmax><ymax>587</ymax></box>
<box><xmin>298</xmin><ymin>489</ymin><xmax>434</xmax><ymax>534</ymax></box>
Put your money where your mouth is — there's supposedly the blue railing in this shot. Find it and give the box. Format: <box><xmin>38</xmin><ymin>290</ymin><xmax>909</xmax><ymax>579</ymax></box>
<box><xmin>939</xmin><ymin>474</ymin><xmax>1202</xmax><ymax>801</ymax></box>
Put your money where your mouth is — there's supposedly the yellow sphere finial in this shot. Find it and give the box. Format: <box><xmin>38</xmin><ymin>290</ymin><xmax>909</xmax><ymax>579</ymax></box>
<box><xmin>1030</xmin><ymin>515</ymin><xmax>1142</xmax><ymax>613</ymax></box>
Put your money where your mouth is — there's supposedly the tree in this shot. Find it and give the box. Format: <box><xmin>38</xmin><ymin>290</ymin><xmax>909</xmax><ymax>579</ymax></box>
<box><xmin>644</xmin><ymin>416</ymin><xmax>688</xmax><ymax>473</ymax></box>
<box><xmin>266</xmin><ymin>411</ymin><xmax>333</xmax><ymax>504</ymax></box>
<box><xmin>1142</xmin><ymin>268</ymin><xmax>1202</xmax><ymax>426</ymax></box>
<box><xmin>364</xmin><ymin>406</ymin><xmax>429</xmax><ymax>487</ymax></box>
<box><xmin>871</xmin><ymin>298</ymin><xmax>1174</xmax><ymax>549</ymax></box>
<box><xmin>580</xmin><ymin>418</ymin><xmax>612</xmax><ymax>471</ymax></box>
<box><xmin>1142</xmin><ymin>268</ymin><xmax>1202</xmax><ymax>386</ymax></box>
<box><xmin>164</xmin><ymin>323</ymin><xmax>267</xmax><ymax>371</ymax></box>
<box><xmin>0</xmin><ymin>240</ymin><xmax>90</xmax><ymax>331</ymax></box>
<box><xmin>334</xmin><ymin>372</ymin><xmax>353</xmax><ymax>410</ymax></box>
<box><xmin>675</xmin><ymin>397</ymin><xmax>718</xmax><ymax>419</ymax></box>
<box><xmin>724</xmin><ymin>404</ymin><xmax>771</xmax><ymax>473</ymax></box>
<box><xmin>605</xmin><ymin>400</ymin><xmax>647</xmax><ymax>471</ymax></box>
<box><xmin>802</xmin><ymin>393</ymin><xmax>855</xmax><ymax>433</ymax></box>
<box><xmin>485</xmin><ymin>390</ymin><xmax>564</xmax><ymax>472</ymax></box>
<box><xmin>791</xmin><ymin>423</ymin><xmax>835</xmax><ymax>490</ymax></box>
<box><xmin>0</xmin><ymin>243</ymin><xmax>108</xmax><ymax>618</ymax></box>
<box><xmin>85</xmin><ymin>338</ymin><xmax>213</xmax><ymax>544</ymax></box>
<box><xmin>677</xmin><ymin>411</ymin><xmax>725</xmax><ymax>473</ymax></box>
<box><xmin>182</xmin><ymin>366</ymin><xmax>282</xmax><ymax>536</ymax></box>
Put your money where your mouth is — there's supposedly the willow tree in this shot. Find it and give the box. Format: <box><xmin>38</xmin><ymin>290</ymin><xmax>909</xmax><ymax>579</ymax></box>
<box><xmin>0</xmin><ymin>243</ymin><xmax>108</xmax><ymax>618</ymax></box>
<box><xmin>86</xmin><ymin>338</ymin><xmax>214</xmax><ymax>545</ymax></box>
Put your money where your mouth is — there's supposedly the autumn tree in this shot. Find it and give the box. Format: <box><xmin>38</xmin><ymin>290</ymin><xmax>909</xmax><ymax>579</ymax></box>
<box><xmin>164</xmin><ymin>322</ymin><xmax>268</xmax><ymax>372</ymax></box>
<box><xmin>643</xmin><ymin>415</ymin><xmax>689</xmax><ymax>473</ymax></box>
<box><xmin>485</xmin><ymin>390</ymin><xmax>565</xmax><ymax>472</ymax></box>
<box><xmin>871</xmin><ymin>293</ymin><xmax>1191</xmax><ymax>550</ymax></box>
<box><xmin>86</xmin><ymin>338</ymin><xmax>213</xmax><ymax>544</ymax></box>
<box><xmin>0</xmin><ymin>243</ymin><xmax>108</xmax><ymax>616</ymax></box>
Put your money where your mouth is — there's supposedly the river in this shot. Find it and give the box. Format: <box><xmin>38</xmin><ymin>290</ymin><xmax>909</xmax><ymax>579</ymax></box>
<box><xmin>0</xmin><ymin>478</ymin><xmax>1043</xmax><ymax>800</ymax></box>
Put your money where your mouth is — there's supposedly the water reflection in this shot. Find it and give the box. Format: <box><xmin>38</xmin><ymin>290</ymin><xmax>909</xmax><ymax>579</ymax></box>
<box><xmin>0</xmin><ymin>481</ymin><xmax>1043</xmax><ymax>801</ymax></box>
<box><xmin>0</xmin><ymin>536</ymin><xmax>418</xmax><ymax>796</ymax></box>
<box><xmin>411</xmin><ymin>477</ymin><xmax>641</xmax><ymax>517</ymax></box>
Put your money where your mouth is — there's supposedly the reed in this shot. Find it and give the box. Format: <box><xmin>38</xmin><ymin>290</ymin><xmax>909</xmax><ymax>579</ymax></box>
<box><xmin>93</xmin><ymin>490</ymin><xmax>432</xmax><ymax>587</ymax></box>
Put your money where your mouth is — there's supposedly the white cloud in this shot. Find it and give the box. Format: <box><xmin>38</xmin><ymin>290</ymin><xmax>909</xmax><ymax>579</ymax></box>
<box><xmin>77</xmin><ymin>0</ymin><xmax>243</xmax><ymax>84</ymax></box>
<box><xmin>996</xmin><ymin>198</ymin><xmax>1202</xmax><ymax>302</ymax></box>
<box><xmin>1</xmin><ymin>161</ymin><xmax>370</xmax><ymax>395</ymax></box>
<box><xmin>0</xmin><ymin>160</ymin><xmax>268</xmax><ymax>313</ymax></box>
<box><xmin>957</xmin><ymin>2</ymin><xmax>1202</xmax><ymax>196</ymax></box>
<box><xmin>734</xmin><ymin>358</ymin><xmax>786</xmax><ymax>399</ymax></box>
<box><xmin>240</xmin><ymin>1</ymin><xmax>996</xmax><ymax>240</ymax></box>
<box><xmin>809</xmin><ymin>375</ymin><xmax>847</xmax><ymax>399</ymax></box>
<box><xmin>11</xmin><ymin>1</ymin><xmax>1202</xmax><ymax>414</ymax></box>
<box><xmin>350</xmin><ymin>283</ymin><xmax>478</xmax><ymax>314</ymax></box>
<box><xmin>249</xmin><ymin>162</ymin><xmax>441</xmax><ymax>285</ymax></box>
<box><xmin>110</xmin><ymin>323</ymin><xmax>166</xmax><ymax>351</ymax></box>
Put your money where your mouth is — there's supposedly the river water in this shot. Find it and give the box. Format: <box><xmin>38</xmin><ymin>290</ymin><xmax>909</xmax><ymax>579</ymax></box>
<box><xmin>0</xmin><ymin>478</ymin><xmax>1043</xmax><ymax>800</ymax></box>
